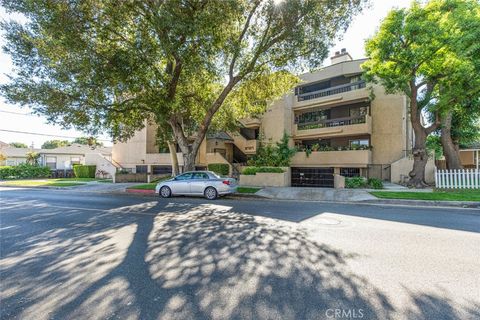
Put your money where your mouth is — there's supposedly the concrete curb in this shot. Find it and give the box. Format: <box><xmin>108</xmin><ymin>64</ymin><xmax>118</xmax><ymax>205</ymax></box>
<box><xmin>126</xmin><ymin>189</ymin><xmax>155</xmax><ymax>195</ymax></box>
<box><xmin>361</xmin><ymin>199</ymin><xmax>480</xmax><ymax>209</ymax></box>
<box><xmin>0</xmin><ymin>185</ymin><xmax>82</xmax><ymax>190</ymax></box>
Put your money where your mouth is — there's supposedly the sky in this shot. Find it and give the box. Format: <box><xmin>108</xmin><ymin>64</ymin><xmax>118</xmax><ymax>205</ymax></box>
<box><xmin>0</xmin><ymin>0</ymin><xmax>412</xmax><ymax>148</ymax></box>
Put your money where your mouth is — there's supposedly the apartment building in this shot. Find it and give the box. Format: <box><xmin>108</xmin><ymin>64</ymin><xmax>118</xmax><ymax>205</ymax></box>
<box><xmin>112</xmin><ymin>49</ymin><xmax>414</xmax><ymax>187</ymax></box>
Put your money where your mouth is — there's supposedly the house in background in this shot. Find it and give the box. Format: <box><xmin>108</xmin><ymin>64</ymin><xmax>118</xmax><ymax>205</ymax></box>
<box><xmin>0</xmin><ymin>142</ymin><xmax>118</xmax><ymax>178</ymax></box>
<box><xmin>112</xmin><ymin>49</ymin><xmax>435</xmax><ymax>186</ymax></box>
<box><xmin>459</xmin><ymin>143</ymin><xmax>479</xmax><ymax>169</ymax></box>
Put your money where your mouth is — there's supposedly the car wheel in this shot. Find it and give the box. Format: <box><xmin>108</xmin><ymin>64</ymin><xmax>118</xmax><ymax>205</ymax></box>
<box><xmin>159</xmin><ymin>186</ymin><xmax>171</xmax><ymax>198</ymax></box>
<box><xmin>204</xmin><ymin>187</ymin><xmax>218</xmax><ymax>200</ymax></box>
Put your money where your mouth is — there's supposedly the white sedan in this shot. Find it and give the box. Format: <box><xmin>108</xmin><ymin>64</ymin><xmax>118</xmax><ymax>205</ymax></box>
<box><xmin>155</xmin><ymin>171</ymin><xmax>237</xmax><ymax>200</ymax></box>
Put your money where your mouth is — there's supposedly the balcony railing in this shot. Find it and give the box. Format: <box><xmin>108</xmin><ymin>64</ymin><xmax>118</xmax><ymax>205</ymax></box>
<box><xmin>297</xmin><ymin>115</ymin><xmax>367</xmax><ymax>131</ymax></box>
<box><xmin>297</xmin><ymin>81</ymin><xmax>366</xmax><ymax>102</ymax></box>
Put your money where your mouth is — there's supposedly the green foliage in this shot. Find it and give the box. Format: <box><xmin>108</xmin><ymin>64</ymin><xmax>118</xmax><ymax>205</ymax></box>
<box><xmin>426</xmin><ymin>135</ymin><xmax>443</xmax><ymax>159</ymax></box>
<box><xmin>9</xmin><ymin>142</ymin><xmax>28</xmax><ymax>148</ymax></box>
<box><xmin>26</xmin><ymin>151</ymin><xmax>40</xmax><ymax>165</ymax></box>
<box><xmin>73</xmin><ymin>165</ymin><xmax>96</xmax><ymax>178</ymax></box>
<box><xmin>0</xmin><ymin>164</ymin><xmax>51</xmax><ymax>179</ymax></box>
<box><xmin>241</xmin><ymin>167</ymin><xmax>284</xmax><ymax>175</ymax></box>
<box><xmin>345</xmin><ymin>176</ymin><xmax>384</xmax><ymax>189</ymax></box>
<box><xmin>41</xmin><ymin>140</ymin><xmax>70</xmax><ymax>149</ymax></box>
<box><xmin>250</xmin><ymin>132</ymin><xmax>296</xmax><ymax>167</ymax></box>
<box><xmin>207</xmin><ymin>163</ymin><xmax>229</xmax><ymax>176</ymax></box>
<box><xmin>73</xmin><ymin>137</ymin><xmax>103</xmax><ymax>147</ymax></box>
<box><xmin>345</xmin><ymin>177</ymin><xmax>367</xmax><ymax>188</ymax></box>
<box><xmin>367</xmin><ymin>178</ymin><xmax>383</xmax><ymax>189</ymax></box>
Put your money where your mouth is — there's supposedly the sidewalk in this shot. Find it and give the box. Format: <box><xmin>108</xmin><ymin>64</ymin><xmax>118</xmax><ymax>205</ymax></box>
<box><xmin>254</xmin><ymin>187</ymin><xmax>480</xmax><ymax>209</ymax></box>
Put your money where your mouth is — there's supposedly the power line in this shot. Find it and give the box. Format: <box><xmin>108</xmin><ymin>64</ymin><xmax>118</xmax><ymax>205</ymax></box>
<box><xmin>0</xmin><ymin>129</ymin><xmax>111</xmax><ymax>142</ymax></box>
<box><xmin>0</xmin><ymin>110</ymin><xmax>33</xmax><ymax>116</ymax></box>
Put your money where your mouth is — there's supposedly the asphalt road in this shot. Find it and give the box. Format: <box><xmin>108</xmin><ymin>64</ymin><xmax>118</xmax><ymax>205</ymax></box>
<box><xmin>1</xmin><ymin>187</ymin><xmax>479</xmax><ymax>320</ymax></box>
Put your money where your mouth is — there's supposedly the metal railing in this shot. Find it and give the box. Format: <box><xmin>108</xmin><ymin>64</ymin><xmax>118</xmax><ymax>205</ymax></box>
<box><xmin>297</xmin><ymin>81</ymin><xmax>366</xmax><ymax>102</ymax></box>
<box><xmin>297</xmin><ymin>115</ymin><xmax>367</xmax><ymax>131</ymax></box>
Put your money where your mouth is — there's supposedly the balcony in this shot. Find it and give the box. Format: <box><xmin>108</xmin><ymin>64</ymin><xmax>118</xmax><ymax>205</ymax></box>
<box><xmin>297</xmin><ymin>81</ymin><xmax>366</xmax><ymax>102</ymax></box>
<box><xmin>291</xmin><ymin>150</ymin><xmax>372</xmax><ymax>167</ymax></box>
<box><xmin>293</xmin><ymin>115</ymin><xmax>372</xmax><ymax>139</ymax></box>
<box><xmin>240</xmin><ymin>117</ymin><xmax>262</xmax><ymax>128</ymax></box>
<box><xmin>294</xmin><ymin>81</ymin><xmax>369</xmax><ymax>109</ymax></box>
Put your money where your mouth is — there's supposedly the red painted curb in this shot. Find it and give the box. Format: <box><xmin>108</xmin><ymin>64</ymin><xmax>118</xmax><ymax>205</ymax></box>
<box><xmin>126</xmin><ymin>189</ymin><xmax>155</xmax><ymax>194</ymax></box>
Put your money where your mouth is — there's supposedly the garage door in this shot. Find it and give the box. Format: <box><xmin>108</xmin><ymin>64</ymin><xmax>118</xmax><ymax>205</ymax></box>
<box><xmin>291</xmin><ymin>167</ymin><xmax>334</xmax><ymax>188</ymax></box>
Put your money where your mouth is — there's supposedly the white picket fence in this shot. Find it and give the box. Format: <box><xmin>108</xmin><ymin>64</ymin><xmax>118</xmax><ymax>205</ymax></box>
<box><xmin>435</xmin><ymin>169</ymin><xmax>480</xmax><ymax>189</ymax></box>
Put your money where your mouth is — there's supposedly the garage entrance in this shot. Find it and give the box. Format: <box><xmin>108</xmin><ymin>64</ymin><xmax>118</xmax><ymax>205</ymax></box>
<box><xmin>291</xmin><ymin>167</ymin><xmax>334</xmax><ymax>187</ymax></box>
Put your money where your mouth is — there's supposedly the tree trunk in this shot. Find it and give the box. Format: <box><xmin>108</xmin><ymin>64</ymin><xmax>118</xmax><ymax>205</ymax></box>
<box><xmin>408</xmin><ymin>122</ymin><xmax>430</xmax><ymax>188</ymax></box>
<box><xmin>440</xmin><ymin>110</ymin><xmax>463</xmax><ymax>169</ymax></box>
<box><xmin>167</xmin><ymin>140</ymin><xmax>180</xmax><ymax>176</ymax></box>
<box><xmin>182</xmin><ymin>151</ymin><xmax>196</xmax><ymax>172</ymax></box>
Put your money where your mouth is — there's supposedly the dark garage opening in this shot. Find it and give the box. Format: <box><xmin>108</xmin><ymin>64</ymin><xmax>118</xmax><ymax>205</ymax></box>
<box><xmin>291</xmin><ymin>167</ymin><xmax>334</xmax><ymax>187</ymax></box>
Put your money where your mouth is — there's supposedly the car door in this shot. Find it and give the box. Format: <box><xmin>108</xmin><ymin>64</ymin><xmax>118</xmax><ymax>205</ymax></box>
<box><xmin>172</xmin><ymin>172</ymin><xmax>193</xmax><ymax>194</ymax></box>
<box><xmin>190</xmin><ymin>172</ymin><xmax>210</xmax><ymax>194</ymax></box>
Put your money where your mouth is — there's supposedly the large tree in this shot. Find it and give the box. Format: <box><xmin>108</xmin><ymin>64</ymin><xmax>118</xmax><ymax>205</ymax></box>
<box><xmin>41</xmin><ymin>140</ymin><xmax>70</xmax><ymax>149</ymax></box>
<box><xmin>1</xmin><ymin>0</ymin><xmax>365</xmax><ymax>171</ymax></box>
<box><xmin>363</xmin><ymin>0</ymin><xmax>479</xmax><ymax>187</ymax></box>
<box><xmin>9</xmin><ymin>142</ymin><xmax>28</xmax><ymax>148</ymax></box>
<box><xmin>73</xmin><ymin>136</ymin><xmax>104</xmax><ymax>147</ymax></box>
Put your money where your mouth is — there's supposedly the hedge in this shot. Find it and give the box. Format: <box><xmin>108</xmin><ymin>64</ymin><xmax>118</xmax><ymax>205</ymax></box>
<box><xmin>73</xmin><ymin>165</ymin><xmax>96</xmax><ymax>178</ymax></box>
<box><xmin>0</xmin><ymin>164</ymin><xmax>51</xmax><ymax>179</ymax></box>
<box><xmin>345</xmin><ymin>176</ymin><xmax>383</xmax><ymax>189</ymax></box>
<box><xmin>207</xmin><ymin>163</ymin><xmax>229</xmax><ymax>176</ymax></box>
<box><xmin>242</xmin><ymin>167</ymin><xmax>285</xmax><ymax>175</ymax></box>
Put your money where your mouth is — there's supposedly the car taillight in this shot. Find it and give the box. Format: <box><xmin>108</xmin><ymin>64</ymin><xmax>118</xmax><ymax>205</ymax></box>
<box><xmin>222</xmin><ymin>180</ymin><xmax>231</xmax><ymax>185</ymax></box>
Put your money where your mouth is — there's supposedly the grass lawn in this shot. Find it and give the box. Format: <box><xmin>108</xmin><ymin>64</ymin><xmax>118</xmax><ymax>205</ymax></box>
<box><xmin>52</xmin><ymin>178</ymin><xmax>111</xmax><ymax>182</ymax></box>
<box><xmin>370</xmin><ymin>190</ymin><xmax>480</xmax><ymax>202</ymax></box>
<box><xmin>237</xmin><ymin>187</ymin><xmax>261</xmax><ymax>194</ymax></box>
<box><xmin>127</xmin><ymin>183</ymin><xmax>157</xmax><ymax>190</ymax></box>
<box><xmin>1</xmin><ymin>180</ymin><xmax>86</xmax><ymax>187</ymax></box>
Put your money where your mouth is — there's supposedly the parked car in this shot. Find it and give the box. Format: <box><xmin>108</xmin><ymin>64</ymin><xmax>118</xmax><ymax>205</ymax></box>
<box><xmin>155</xmin><ymin>171</ymin><xmax>237</xmax><ymax>200</ymax></box>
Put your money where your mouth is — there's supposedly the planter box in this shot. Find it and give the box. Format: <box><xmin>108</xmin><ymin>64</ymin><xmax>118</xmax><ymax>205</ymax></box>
<box><xmin>115</xmin><ymin>173</ymin><xmax>148</xmax><ymax>183</ymax></box>
<box><xmin>239</xmin><ymin>168</ymin><xmax>291</xmax><ymax>187</ymax></box>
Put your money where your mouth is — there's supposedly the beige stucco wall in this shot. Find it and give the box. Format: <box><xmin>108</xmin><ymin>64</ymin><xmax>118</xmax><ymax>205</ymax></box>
<box><xmin>112</xmin><ymin>127</ymin><xmax>148</xmax><ymax>167</ymax></box>
<box><xmin>239</xmin><ymin>168</ymin><xmax>291</xmax><ymax>187</ymax></box>
<box><xmin>261</xmin><ymin>95</ymin><xmax>294</xmax><ymax>144</ymax></box>
<box><xmin>391</xmin><ymin>157</ymin><xmax>435</xmax><ymax>184</ymax></box>
<box><xmin>370</xmin><ymin>85</ymin><xmax>409</xmax><ymax>165</ymax></box>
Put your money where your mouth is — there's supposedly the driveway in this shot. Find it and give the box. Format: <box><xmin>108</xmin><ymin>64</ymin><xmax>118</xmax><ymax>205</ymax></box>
<box><xmin>1</xmin><ymin>188</ymin><xmax>479</xmax><ymax>320</ymax></box>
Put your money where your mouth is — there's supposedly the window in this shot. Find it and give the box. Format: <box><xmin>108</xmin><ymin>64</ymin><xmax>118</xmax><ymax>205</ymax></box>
<box><xmin>175</xmin><ymin>173</ymin><xmax>193</xmax><ymax>180</ymax></box>
<box><xmin>295</xmin><ymin>109</ymin><xmax>330</xmax><ymax>124</ymax></box>
<box><xmin>349</xmin><ymin>139</ymin><xmax>369</xmax><ymax>147</ymax></box>
<box><xmin>46</xmin><ymin>156</ymin><xmax>56</xmax><ymax>169</ymax></box>
<box><xmin>135</xmin><ymin>165</ymin><xmax>148</xmax><ymax>173</ymax></box>
<box><xmin>192</xmin><ymin>172</ymin><xmax>209</xmax><ymax>180</ymax></box>
<box><xmin>71</xmin><ymin>157</ymin><xmax>81</xmax><ymax>165</ymax></box>
<box><xmin>340</xmin><ymin>168</ymin><xmax>361</xmax><ymax>177</ymax></box>
<box><xmin>6</xmin><ymin>160</ymin><xmax>16</xmax><ymax>166</ymax></box>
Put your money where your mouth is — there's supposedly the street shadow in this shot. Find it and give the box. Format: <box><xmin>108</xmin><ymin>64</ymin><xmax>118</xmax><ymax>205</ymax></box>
<box><xmin>1</xmin><ymin>197</ymin><xmax>478</xmax><ymax>319</ymax></box>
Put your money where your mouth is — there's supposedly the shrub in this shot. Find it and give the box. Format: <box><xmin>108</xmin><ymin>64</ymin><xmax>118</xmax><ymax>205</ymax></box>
<box><xmin>0</xmin><ymin>164</ymin><xmax>51</xmax><ymax>179</ymax></box>
<box><xmin>367</xmin><ymin>178</ymin><xmax>383</xmax><ymax>189</ymax></box>
<box><xmin>250</xmin><ymin>132</ymin><xmax>296</xmax><ymax>167</ymax></box>
<box><xmin>73</xmin><ymin>165</ymin><xmax>96</xmax><ymax>178</ymax></box>
<box><xmin>242</xmin><ymin>167</ymin><xmax>285</xmax><ymax>175</ymax></box>
<box><xmin>345</xmin><ymin>176</ymin><xmax>367</xmax><ymax>188</ymax></box>
<box><xmin>208</xmin><ymin>163</ymin><xmax>229</xmax><ymax>176</ymax></box>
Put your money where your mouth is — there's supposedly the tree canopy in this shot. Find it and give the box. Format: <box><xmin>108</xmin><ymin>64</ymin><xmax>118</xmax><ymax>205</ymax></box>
<box><xmin>41</xmin><ymin>140</ymin><xmax>70</xmax><ymax>149</ymax></box>
<box><xmin>9</xmin><ymin>142</ymin><xmax>28</xmax><ymax>148</ymax></box>
<box><xmin>73</xmin><ymin>137</ymin><xmax>104</xmax><ymax>147</ymax></box>
<box><xmin>1</xmin><ymin>0</ymin><xmax>366</xmax><ymax>170</ymax></box>
<box><xmin>363</xmin><ymin>0</ymin><xmax>480</xmax><ymax>186</ymax></box>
